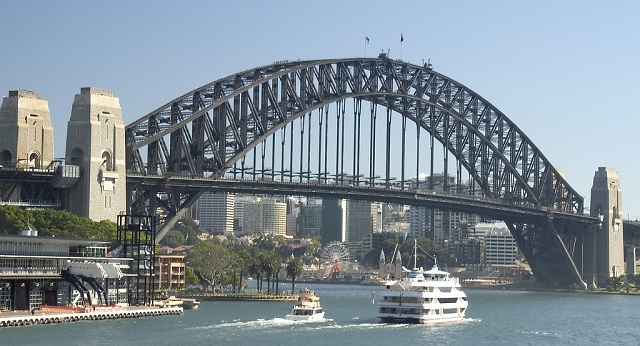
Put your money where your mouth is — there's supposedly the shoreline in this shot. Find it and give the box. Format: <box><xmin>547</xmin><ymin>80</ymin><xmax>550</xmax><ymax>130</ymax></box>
<box><xmin>181</xmin><ymin>292</ymin><xmax>298</xmax><ymax>302</ymax></box>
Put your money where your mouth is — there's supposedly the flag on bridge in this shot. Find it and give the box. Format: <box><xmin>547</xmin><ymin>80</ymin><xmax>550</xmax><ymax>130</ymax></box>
<box><xmin>365</xmin><ymin>36</ymin><xmax>370</xmax><ymax>44</ymax></box>
<box><xmin>401</xmin><ymin>33</ymin><xmax>404</xmax><ymax>42</ymax></box>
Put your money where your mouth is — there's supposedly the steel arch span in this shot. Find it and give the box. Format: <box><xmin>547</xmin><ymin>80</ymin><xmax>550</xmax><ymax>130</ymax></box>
<box><xmin>125</xmin><ymin>55</ymin><xmax>594</xmax><ymax>287</ymax></box>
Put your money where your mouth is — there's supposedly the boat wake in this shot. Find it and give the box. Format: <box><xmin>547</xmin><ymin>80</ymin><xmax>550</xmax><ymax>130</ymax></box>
<box><xmin>189</xmin><ymin>317</ymin><xmax>330</xmax><ymax>331</ymax></box>
<box><xmin>188</xmin><ymin>317</ymin><xmax>403</xmax><ymax>333</ymax></box>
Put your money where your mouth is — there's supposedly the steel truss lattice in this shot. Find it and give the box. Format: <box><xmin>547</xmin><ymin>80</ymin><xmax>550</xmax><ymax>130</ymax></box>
<box><xmin>125</xmin><ymin>56</ymin><xmax>594</xmax><ymax>287</ymax></box>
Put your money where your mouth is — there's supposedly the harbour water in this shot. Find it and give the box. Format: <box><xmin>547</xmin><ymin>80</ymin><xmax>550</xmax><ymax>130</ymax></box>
<box><xmin>2</xmin><ymin>283</ymin><xmax>639</xmax><ymax>345</ymax></box>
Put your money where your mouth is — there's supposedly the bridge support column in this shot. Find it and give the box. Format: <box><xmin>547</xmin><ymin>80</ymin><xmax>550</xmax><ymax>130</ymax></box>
<box><xmin>0</xmin><ymin>90</ymin><xmax>54</xmax><ymax>169</ymax></box>
<box><xmin>586</xmin><ymin>167</ymin><xmax>624</xmax><ymax>288</ymax></box>
<box><xmin>625</xmin><ymin>246</ymin><xmax>636</xmax><ymax>276</ymax></box>
<box><xmin>65</xmin><ymin>87</ymin><xmax>126</xmax><ymax>222</ymax></box>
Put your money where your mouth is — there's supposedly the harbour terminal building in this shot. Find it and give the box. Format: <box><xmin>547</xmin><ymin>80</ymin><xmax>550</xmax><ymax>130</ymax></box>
<box><xmin>0</xmin><ymin>228</ymin><xmax>132</xmax><ymax>311</ymax></box>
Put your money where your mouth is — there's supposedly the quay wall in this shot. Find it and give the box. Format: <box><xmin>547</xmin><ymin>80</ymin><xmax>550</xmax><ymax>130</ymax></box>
<box><xmin>0</xmin><ymin>306</ymin><xmax>182</xmax><ymax>328</ymax></box>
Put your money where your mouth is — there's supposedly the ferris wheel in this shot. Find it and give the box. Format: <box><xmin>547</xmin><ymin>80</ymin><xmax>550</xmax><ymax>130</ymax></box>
<box><xmin>320</xmin><ymin>241</ymin><xmax>350</xmax><ymax>269</ymax></box>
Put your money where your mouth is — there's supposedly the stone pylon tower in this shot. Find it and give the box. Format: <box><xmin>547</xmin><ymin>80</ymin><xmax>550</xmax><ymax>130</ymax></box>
<box><xmin>65</xmin><ymin>87</ymin><xmax>126</xmax><ymax>222</ymax></box>
<box><xmin>587</xmin><ymin>167</ymin><xmax>624</xmax><ymax>287</ymax></box>
<box><xmin>0</xmin><ymin>90</ymin><xmax>54</xmax><ymax>168</ymax></box>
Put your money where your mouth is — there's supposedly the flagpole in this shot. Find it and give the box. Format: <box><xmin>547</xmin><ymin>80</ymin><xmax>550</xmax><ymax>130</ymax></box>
<box><xmin>400</xmin><ymin>33</ymin><xmax>404</xmax><ymax>60</ymax></box>
<box><xmin>365</xmin><ymin>36</ymin><xmax>370</xmax><ymax>57</ymax></box>
<box><xmin>365</xmin><ymin>40</ymin><xmax>367</xmax><ymax>57</ymax></box>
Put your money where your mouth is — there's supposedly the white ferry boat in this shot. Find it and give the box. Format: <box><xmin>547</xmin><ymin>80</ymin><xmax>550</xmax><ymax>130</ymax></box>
<box><xmin>285</xmin><ymin>288</ymin><xmax>325</xmax><ymax>321</ymax></box>
<box><xmin>377</xmin><ymin>241</ymin><xmax>468</xmax><ymax>324</ymax></box>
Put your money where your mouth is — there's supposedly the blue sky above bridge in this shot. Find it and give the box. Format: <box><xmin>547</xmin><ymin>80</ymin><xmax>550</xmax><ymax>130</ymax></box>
<box><xmin>1</xmin><ymin>0</ymin><xmax>639</xmax><ymax>218</ymax></box>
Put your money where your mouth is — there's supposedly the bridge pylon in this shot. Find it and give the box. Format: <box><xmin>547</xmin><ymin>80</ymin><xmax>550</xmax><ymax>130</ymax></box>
<box><xmin>65</xmin><ymin>87</ymin><xmax>126</xmax><ymax>222</ymax></box>
<box><xmin>0</xmin><ymin>90</ymin><xmax>54</xmax><ymax>168</ymax></box>
<box><xmin>586</xmin><ymin>167</ymin><xmax>624</xmax><ymax>288</ymax></box>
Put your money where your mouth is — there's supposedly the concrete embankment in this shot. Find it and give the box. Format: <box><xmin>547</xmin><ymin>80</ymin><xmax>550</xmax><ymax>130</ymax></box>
<box><xmin>0</xmin><ymin>306</ymin><xmax>183</xmax><ymax>328</ymax></box>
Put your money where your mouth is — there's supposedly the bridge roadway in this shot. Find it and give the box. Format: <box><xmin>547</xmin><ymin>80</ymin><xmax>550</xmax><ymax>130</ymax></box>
<box><xmin>0</xmin><ymin>166</ymin><xmax>597</xmax><ymax>226</ymax></box>
<box><xmin>127</xmin><ymin>173</ymin><xmax>597</xmax><ymax>226</ymax></box>
<box><xmin>0</xmin><ymin>166</ymin><xmax>61</xmax><ymax>208</ymax></box>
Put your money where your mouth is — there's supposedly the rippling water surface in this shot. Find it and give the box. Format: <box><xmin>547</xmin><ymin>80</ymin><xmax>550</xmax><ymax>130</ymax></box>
<box><xmin>2</xmin><ymin>283</ymin><xmax>639</xmax><ymax>345</ymax></box>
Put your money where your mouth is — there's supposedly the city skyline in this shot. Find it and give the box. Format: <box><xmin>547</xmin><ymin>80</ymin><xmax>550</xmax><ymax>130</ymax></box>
<box><xmin>2</xmin><ymin>1</ymin><xmax>639</xmax><ymax>217</ymax></box>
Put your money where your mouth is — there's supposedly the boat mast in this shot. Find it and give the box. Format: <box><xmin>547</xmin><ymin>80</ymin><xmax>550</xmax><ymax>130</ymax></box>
<box><xmin>413</xmin><ymin>239</ymin><xmax>417</xmax><ymax>270</ymax></box>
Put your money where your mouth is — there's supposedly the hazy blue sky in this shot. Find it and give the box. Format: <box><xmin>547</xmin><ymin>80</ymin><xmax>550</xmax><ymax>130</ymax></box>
<box><xmin>2</xmin><ymin>1</ymin><xmax>639</xmax><ymax>218</ymax></box>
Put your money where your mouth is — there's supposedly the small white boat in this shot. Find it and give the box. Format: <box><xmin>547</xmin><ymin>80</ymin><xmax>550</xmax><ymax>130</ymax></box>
<box><xmin>182</xmin><ymin>298</ymin><xmax>200</xmax><ymax>310</ymax></box>
<box><xmin>377</xmin><ymin>240</ymin><xmax>468</xmax><ymax>324</ymax></box>
<box><xmin>285</xmin><ymin>288</ymin><xmax>325</xmax><ymax>321</ymax></box>
<box><xmin>154</xmin><ymin>296</ymin><xmax>200</xmax><ymax>310</ymax></box>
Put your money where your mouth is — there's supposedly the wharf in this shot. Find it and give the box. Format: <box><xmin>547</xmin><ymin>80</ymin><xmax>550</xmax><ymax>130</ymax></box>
<box><xmin>0</xmin><ymin>306</ymin><xmax>183</xmax><ymax>328</ymax></box>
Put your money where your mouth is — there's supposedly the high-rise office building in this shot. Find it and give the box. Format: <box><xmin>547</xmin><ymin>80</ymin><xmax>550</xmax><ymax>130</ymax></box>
<box><xmin>198</xmin><ymin>192</ymin><xmax>235</xmax><ymax>235</ymax></box>
<box><xmin>321</xmin><ymin>198</ymin><xmax>345</xmax><ymax>245</ymax></box>
<box><xmin>298</xmin><ymin>201</ymin><xmax>323</xmax><ymax>237</ymax></box>
<box><xmin>408</xmin><ymin>174</ymin><xmax>481</xmax><ymax>253</ymax></box>
<box><xmin>479</xmin><ymin>222</ymin><xmax>518</xmax><ymax>266</ymax></box>
<box><xmin>242</xmin><ymin>198</ymin><xmax>287</xmax><ymax>236</ymax></box>
<box><xmin>345</xmin><ymin>200</ymin><xmax>378</xmax><ymax>243</ymax></box>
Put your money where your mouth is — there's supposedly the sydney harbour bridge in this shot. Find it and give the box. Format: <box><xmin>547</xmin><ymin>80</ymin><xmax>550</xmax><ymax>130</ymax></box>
<box><xmin>123</xmin><ymin>54</ymin><xmax>603</xmax><ymax>288</ymax></box>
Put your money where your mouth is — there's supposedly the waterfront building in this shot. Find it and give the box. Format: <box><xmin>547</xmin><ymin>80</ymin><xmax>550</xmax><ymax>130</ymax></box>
<box><xmin>0</xmin><ymin>230</ymin><xmax>131</xmax><ymax>311</ymax></box>
<box><xmin>154</xmin><ymin>255</ymin><xmax>186</xmax><ymax>291</ymax></box>
<box><xmin>481</xmin><ymin>222</ymin><xmax>518</xmax><ymax>266</ymax></box>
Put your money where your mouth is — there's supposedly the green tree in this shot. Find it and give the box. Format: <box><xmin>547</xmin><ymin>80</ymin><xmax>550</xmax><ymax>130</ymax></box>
<box><xmin>185</xmin><ymin>266</ymin><xmax>200</xmax><ymax>286</ymax></box>
<box><xmin>257</xmin><ymin>251</ymin><xmax>282</xmax><ymax>294</ymax></box>
<box><xmin>248</xmin><ymin>257</ymin><xmax>263</xmax><ymax>292</ymax></box>
<box><xmin>271</xmin><ymin>253</ymin><xmax>283</xmax><ymax>294</ymax></box>
<box><xmin>189</xmin><ymin>242</ymin><xmax>234</xmax><ymax>291</ymax></box>
<box><xmin>161</xmin><ymin>230</ymin><xmax>185</xmax><ymax>248</ymax></box>
<box><xmin>286</xmin><ymin>257</ymin><xmax>303</xmax><ymax>294</ymax></box>
<box><xmin>259</xmin><ymin>252</ymin><xmax>273</xmax><ymax>293</ymax></box>
<box><xmin>0</xmin><ymin>205</ymin><xmax>28</xmax><ymax>234</ymax></box>
<box><xmin>255</xmin><ymin>236</ymin><xmax>276</xmax><ymax>251</ymax></box>
<box><xmin>0</xmin><ymin>206</ymin><xmax>116</xmax><ymax>240</ymax></box>
<box><xmin>399</xmin><ymin>237</ymin><xmax>436</xmax><ymax>268</ymax></box>
<box><xmin>234</xmin><ymin>248</ymin><xmax>251</xmax><ymax>292</ymax></box>
<box><xmin>362</xmin><ymin>238</ymin><xmax>400</xmax><ymax>268</ymax></box>
<box><xmin>174</xmin><ymin>217</ymin><xmax>200</xmax><ymax>246</ymax></box>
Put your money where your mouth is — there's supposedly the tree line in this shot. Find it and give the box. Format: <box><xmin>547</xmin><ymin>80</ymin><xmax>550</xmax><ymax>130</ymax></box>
<box><xmin>0</xmin><ymin>205</ymin><xmax>116</xmax><ymax>240</ymax></box>
<box><xmin>187</xmin><ymin>241</ymin><xmax>305</xmax><ymax>294</ymax></box>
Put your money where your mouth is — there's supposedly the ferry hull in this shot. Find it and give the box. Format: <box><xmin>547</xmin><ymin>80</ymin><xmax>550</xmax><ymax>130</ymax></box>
<box><xmin>285</xmin><ymin>312</ymin><xmax>325</xmax><ymax>321</ymax></box>
<box><xmin>378</xmin><ymin>314</ymin><xmax>464</xmax><ymax>324</ymax></box>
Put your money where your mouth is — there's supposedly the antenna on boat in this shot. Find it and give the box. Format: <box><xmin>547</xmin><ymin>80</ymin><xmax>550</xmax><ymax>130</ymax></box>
<box><xmin>411</xmin><ymin>238</ymin><xmax>438</xmax><ymax>268</ymax></box>
<box><xmin>413</xmin><ymin>239</ymin><xmax>418</xmax><ymax>270</ymax></box>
